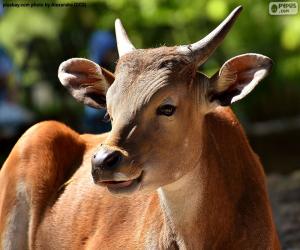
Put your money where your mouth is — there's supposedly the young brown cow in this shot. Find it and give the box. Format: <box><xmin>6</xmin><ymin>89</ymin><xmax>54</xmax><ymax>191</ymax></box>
<box><xmin>0</xmin><ymin>6</ymin><xmax>280</xmax><ymax>249</ymax></box>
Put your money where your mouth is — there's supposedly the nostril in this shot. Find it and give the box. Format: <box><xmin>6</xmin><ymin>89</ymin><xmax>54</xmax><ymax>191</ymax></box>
<box><xmin>105</xmin><ymin>152</ymin><xmax>122</xmax><ymax>169</ymax></box>
<box><xmin>92</xmin><ymin>149</ymin><xmax>123</xmax><ymax>171</ymax></box>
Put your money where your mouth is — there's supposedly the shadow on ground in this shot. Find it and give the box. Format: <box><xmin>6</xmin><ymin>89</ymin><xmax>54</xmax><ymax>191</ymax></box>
<box><xmin>268</xmin><ymin>171</ymin><xmax>300</xmax><ymax>250</ymax></box>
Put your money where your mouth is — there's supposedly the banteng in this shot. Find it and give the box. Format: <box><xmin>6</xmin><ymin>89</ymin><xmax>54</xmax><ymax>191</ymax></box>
<box><xmin>0</xmin><ymin>6</ymin><xmax>280</xmax><ymax>250</ymax></box>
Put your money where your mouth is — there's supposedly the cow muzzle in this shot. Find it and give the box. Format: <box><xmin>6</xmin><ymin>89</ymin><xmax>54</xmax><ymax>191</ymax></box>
<box><xmin>92</xmin><ymin>148</ymin><xmax>123</xmax><ymax>172</ymax></box>
<box><xmin>91</xmin><ymin>147</ymin><xmax>143</xmax><ymax>194</ymax></box>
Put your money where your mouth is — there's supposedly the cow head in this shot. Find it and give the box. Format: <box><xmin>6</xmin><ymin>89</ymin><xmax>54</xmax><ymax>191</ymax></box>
<box><xmin>58</xmin><ymin>6</ymin><xmax>272</xmax><ymax>195</ymax></box>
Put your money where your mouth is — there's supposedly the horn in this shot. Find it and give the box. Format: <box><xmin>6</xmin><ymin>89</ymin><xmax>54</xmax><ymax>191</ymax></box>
<box><xmin>115</xmin><ymin>19</ymin><xmax>135</xmax><ymax>57</ymax></box>
<box><xmin>181</xmin><ymin>6</ymin><xmax>243</xmax><ymax>65</ymax></box>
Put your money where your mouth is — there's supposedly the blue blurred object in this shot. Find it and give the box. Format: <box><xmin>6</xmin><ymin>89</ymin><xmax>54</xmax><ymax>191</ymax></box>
<box><xmin>89</xmin><ymin>31</ymin><xmax>116</xmax><ymax>65</ymax></box>
<box><xmin>0</xmin><ymin>45</ymin><xmax>33</xmax><ymax>137</ymax></box>
<box><xmin>0</xmin><ymin>47</ymin><xmax>13</xmax><ymax>79</ymax></box>
<box><xmin>82</xmin><ymin>31</ymin><xmax>116</xmax><ymax>134</ymax></box>
<box><xmin>0</xmin><ymin>0</ymin><xmax>3</xmax><ymax>16</ymax></box>
<box><xmin>83</xmin><ymin>106</ymin><xmax>111</xmax><ymax>134</ymax></box>
<box><xmin>0</xmin><ymin>102</ymin><xmax>33</xmax><ymax>137</ymax></box>
<box><xmin>0</xmin><ymin>47</ymin><xmax>13</xmax><ymax>102</ymax></box>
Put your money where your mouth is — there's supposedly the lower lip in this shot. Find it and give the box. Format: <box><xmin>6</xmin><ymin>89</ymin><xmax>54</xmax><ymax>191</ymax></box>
<box><xmin>103</xmin><ymin>180</ymin><xmax>134</xmax><ymax>189</ymax></box>
<box><xmin>100</xmin><ymin>173</ymin><xmax>143</xmax><ymax>195</ymax></box>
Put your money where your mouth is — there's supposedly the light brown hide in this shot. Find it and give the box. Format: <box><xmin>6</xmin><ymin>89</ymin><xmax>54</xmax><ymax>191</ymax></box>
<box><xmin>0</xmin><ymin>108</ymin><xmax>280</xmax><ymax>249</ymax></box>
<box><xmin>0</xmin><ymin>6</ymin><xmax>280</xmax><ymax>249</ymax></box>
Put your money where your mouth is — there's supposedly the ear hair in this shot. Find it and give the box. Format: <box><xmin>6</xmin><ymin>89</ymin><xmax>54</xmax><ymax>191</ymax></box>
<box><xmin>58</xmin><ymin>58</ymin><xmax>115</xmax><ymax>109</ymax></box>
<box><xmin>208</xmin><ymin>53</ymin><xmax>272</xmax><ymax>106</ymax></box>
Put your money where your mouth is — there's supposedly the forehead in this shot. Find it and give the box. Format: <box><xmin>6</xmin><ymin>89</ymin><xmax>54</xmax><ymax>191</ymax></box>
<box><xmin>106</xmin><ymin>46</ymin><xmax>194</xmax><ymax>114</ymax></box>
<box><xmin>115</xmin><ymin>46</ymin><xmax>179</xmax><ymax>72</ymax></box>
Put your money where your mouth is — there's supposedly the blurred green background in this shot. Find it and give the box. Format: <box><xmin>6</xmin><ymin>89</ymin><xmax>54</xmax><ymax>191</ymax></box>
<box><xmin>0</xmin><ymin>0</ymin><xmax>299</xmax><ymax>173</ymax></box>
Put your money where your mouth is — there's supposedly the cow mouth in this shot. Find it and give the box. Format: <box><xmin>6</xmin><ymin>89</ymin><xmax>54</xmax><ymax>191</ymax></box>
<box><xmin>100</xmin><ymin>172</ymin><xmax>143</xmax><ymax>194</ymax></box>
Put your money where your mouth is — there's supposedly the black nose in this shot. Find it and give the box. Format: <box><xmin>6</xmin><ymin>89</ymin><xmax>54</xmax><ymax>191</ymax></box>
<box><xmin>92</xmin><ymin>149</ymin><xmax>123</xmax><ymax>171</ymax></box>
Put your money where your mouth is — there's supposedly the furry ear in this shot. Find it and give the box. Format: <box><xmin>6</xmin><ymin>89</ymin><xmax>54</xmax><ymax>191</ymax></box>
<box><xmin>208</xmin><ymin>53</ymin><xmax>272</xmax><ymax>106</ymax></box>
<box><xmin>58</xmin><ymin>58</ymin><xmax>114</xmax><ymax>109</ymax></box>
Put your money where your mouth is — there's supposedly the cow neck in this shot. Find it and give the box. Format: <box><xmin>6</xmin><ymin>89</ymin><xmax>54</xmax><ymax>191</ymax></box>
<box><xmin>157</xmin><ymin>158</ymin><xmax>207</xmax><ymax>248</ymax></box>
<box><xmin>156</xmin><ymin>109</ymin><xmax>248</xmax><ymax>248</ymax></box>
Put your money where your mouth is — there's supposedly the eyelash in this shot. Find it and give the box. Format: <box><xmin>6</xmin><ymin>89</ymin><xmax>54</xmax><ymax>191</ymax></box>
<box><xmin>156</xmin><ymin>104</ymin><xmax>177</xmax><ymax>116</ymax></box>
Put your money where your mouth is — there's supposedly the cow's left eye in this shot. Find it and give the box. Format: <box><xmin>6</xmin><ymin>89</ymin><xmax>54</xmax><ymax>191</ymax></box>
<box><xmin>156</xmin><ymin>104</ymin><xmax>176</xmax><ymax>116</ymax></box>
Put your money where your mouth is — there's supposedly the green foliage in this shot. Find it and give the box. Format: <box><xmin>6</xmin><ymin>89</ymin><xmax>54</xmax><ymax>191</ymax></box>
<box><xmin>0</xmin><ymin>0</ymin><xmax>299</xmax><ymax>121</ymax></box>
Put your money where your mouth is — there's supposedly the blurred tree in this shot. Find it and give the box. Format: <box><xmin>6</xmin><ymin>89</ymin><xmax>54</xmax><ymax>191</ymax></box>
<box><xmin>0</xmin><ymin>0</ymin><xmax>299</xmax><ymax>123</ymax></box>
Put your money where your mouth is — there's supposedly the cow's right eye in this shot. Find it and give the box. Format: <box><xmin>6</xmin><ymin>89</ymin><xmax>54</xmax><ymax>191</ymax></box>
<box><xmin>156</xmin><ymin>104</ymin><xmax>176</xmax><ymax>116</ymax></box>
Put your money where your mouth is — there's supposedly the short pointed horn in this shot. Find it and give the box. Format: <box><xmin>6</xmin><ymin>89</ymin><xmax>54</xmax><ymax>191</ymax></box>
<box><xmin>182</xmin><ymin>6</ymin><xmax>243</xmax><ymax>65</ymax></box>
<box><xmin>115</xmin><ymin>19</ymin><xmax>135</xmax><ymax>57</ymax></box>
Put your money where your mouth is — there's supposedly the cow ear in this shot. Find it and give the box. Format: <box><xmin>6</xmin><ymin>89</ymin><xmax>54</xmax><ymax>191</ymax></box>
<box><xmin>58</xmin><ymin>58</ymin><xmax>114</xmax><ymax>109</ymax></box>
<box><xmin>208</xmin><ymin>53</ymin><xmax>272</xmax><ymax>106</ymax></box>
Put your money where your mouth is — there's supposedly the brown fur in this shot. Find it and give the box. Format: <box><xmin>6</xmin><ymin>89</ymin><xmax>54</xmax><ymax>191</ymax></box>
<box><xmin>0</xmin><ymin>108</ymin><xmax>280</xmax><ymax>249</ymax></box>
<box><xmin>0</xmin><ymin>39</ymin><xmax>280</xmax><ymax>249</ymax></box>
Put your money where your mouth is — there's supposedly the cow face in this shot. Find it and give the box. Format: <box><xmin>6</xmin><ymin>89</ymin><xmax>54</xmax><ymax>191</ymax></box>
<box><xmin>58</xmin><ymin>6</ymin><xmax>272</xmax><ymax>195</ymax></box>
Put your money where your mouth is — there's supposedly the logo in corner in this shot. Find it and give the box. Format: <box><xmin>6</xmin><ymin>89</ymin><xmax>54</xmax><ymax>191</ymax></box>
<box><xmin>269</xmin><ymin>2</ymin><xmax>298</xmax><ymax>15</ymax></box>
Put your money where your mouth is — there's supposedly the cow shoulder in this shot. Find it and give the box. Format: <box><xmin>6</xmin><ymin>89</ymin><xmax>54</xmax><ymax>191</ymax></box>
<box><xmin>0</xmin><ymin>121</ymin><xmax>88</xmax><ymax>249</ymax></box>
<box><xmin>15</xmin><ymin>120</ymin><xmax>86</xmax><ymax>197</ymax></box>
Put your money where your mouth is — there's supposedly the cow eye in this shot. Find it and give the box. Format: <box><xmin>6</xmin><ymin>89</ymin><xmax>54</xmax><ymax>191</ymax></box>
<box><xmin>156</xmin><ymin>104</ymin><xmax>176</xmax><ymax>116</ymax></box>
